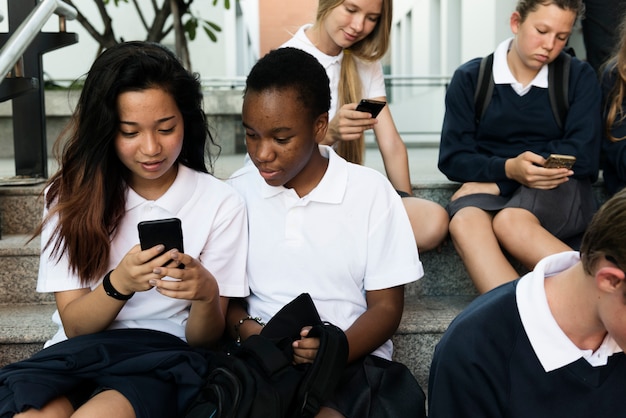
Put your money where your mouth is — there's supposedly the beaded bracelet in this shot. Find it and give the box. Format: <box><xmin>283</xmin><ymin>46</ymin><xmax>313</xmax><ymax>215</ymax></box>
<box><xmin>235</xmin><ymin>315</ymin><xmax>265</xmax><ymax>344</ymax></box>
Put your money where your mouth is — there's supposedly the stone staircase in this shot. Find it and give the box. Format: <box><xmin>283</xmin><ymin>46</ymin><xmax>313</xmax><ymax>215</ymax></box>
<box><xmin>0</xmin><ymin>178</ymin><xmax>611</xmax><ymax>394</ymax></box>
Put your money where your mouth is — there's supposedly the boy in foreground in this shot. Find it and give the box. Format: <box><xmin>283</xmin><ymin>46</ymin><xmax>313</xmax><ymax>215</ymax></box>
<box><xmin>429</xmin><ymin>188</ymin><xmax>626</xmax><ymax>417</ymax></box>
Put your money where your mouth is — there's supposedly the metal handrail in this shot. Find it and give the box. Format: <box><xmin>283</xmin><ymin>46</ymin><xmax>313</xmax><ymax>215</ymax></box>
<box><xmin>0</xmin><ymin>0</ymin><xmax>77</xmax><ymax>85</ymax></box>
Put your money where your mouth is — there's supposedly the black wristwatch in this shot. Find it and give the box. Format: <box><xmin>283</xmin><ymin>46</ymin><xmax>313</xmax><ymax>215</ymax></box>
<box><xmin>102</xmin><ymin>270</ymin><xmax>134</xmax><ymax>300</ymax></box>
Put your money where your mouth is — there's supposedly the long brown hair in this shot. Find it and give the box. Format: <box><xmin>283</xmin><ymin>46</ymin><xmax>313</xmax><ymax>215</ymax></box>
<box><xmin>314</xmin><ymin>0</ymin><xmax>392</xmax><ymax>164</ymax></box>
<box><xmin>34</xmin><ymin>42</ymin><xmax>216</xmax><ymax>286</ymax></box>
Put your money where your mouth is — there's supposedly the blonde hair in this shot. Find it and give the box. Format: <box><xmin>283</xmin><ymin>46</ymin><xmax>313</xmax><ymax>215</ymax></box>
<box><xmin>314</xmin><ymin>0</ymin><xmax>392</xmax><ymax>164</ymax></box>
<box><xmin>604</xmin><ymin>17</ymin><xmax>626</xmax><ymax>142</ymax></box>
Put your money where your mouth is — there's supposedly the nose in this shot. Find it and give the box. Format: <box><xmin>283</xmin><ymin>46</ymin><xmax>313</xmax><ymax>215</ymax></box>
<box><xmin>251</xmin><ymin>138</ymin><xmax>276</xmax><ymax>163</ymax></box>
<box><xmin>141</xmin><ymin>133</ymin><xmax>161</xmax><ymax>156</ymax></box>
<box><xmin>543</xmin><ymin>35</ymin><xmax>556</xmax><ymax>52</ymax></box>
<box><xmin>350</xmin><ymin>15</ymin><xmax>365</xmax><ymax>33</ymax></box>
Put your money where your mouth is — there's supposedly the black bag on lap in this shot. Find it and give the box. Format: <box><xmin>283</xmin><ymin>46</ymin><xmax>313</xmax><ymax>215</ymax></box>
<box><xmin>185</xmin><ymin>294</ymin><xmax>349</xmax><ymax>418</ymax></box>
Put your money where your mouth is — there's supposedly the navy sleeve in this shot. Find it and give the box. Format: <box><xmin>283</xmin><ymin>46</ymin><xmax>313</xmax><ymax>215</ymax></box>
<box><xmin>543</xmin><ymin>59</ymin><xmax>601</xmax><ymax>181</ymax></box>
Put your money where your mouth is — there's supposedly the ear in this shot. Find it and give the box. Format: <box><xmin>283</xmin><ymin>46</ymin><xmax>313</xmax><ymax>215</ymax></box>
<box><xmin>313</xmin><ymin>112</ymin><xmax>329</xmax><ymax>145</ymax></box>
<box><xmin>596</xmin><ymin>266</ymin><xmax>626</xmax><ymax>293</ymax></box>
<box><xmin>510</xmin><ymin>11</ymin><xmax>522</xmax><ymax>35</ymax></box>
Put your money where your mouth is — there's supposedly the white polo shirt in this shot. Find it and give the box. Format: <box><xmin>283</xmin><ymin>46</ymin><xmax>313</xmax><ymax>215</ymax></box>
<box><xmin>38</xmin><ymin>164</ymin><xmax>249</xmax><ymax>346</ymax></box>
<box><xmin>281</xmin><ymin>24</ymin><xmax>387</xmax><ymax>119</ymax></box>
<box><xmin>228</xmin><ymin>146</ymin><xmax>422</xmax><ymax>359</ymax></box>
<box><xmin>517</xmin><ymin>251</ymin><xmax>622</xmax><ymax>372</ymax></box>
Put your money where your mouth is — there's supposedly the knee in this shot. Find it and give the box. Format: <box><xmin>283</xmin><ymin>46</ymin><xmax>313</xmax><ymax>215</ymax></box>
<box><xmin>492</xmin><ymin>208</ymin><xmax>536</xmax><ymax>241</ymax></box>
<box><xmin>449</xmin><ymin>206</ymin><xmax>485</xmax><ymax>238</ymax></box>
<box><xmin>403</xmin><ymin>198</ymin><xmax>449</xmax><ymax>251</ymax></box>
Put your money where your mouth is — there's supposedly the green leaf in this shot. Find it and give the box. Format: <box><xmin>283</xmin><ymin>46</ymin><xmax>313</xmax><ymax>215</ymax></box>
<box><xmin>184</xmin><ymin>18</ymin><xmax>198</xmax><ymax>41</ymax></box>
<box><xmin>212</xmin><ymin>0</ymin><xmax>230</xmax><ymax>9</ymax></box>
<box><xmin>205</xmin><ymin>21</ymin><xmax>222</xmax><ymax>32</ymax></box>
<box><xmin>203</xmin><ymin>26</ymin><xmax>218</xmax><ymax>42</ymax></box>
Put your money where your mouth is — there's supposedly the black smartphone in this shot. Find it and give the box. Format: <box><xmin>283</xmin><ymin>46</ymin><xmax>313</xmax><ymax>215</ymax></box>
<box><xmin>138</xmin><ymin>218</ymin><xmax>184</xmax><ymax>268</ymax></box>
<box><xmin>355</xmin><ymin>99</ymin><xmax>386</xmax><ymax>118</ymax></box>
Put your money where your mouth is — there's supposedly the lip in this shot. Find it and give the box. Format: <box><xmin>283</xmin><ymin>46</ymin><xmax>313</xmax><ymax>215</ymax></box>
<box><xmin>140</xmin><ymin>160</ymin><xmax>165</xmax><ymax>172</ymax></box>
<box><xmin>343</xmin><ymin>30</ymin><xmax>358</xmax><ymax>43</ymax></box>
<box><xmin>258</xmin><ymin>168</ymin><xmax>281</xmax><ymax>181</ymax></box>
<box><xmin>535</xmin><ymin>54</ymin><xmax>549</xmax><ymax>63</ymax></box>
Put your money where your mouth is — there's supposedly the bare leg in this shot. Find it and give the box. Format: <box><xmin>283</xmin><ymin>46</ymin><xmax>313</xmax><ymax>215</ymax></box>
<box><xmin>493</xmin><ymin>208</ymin><xmax>571</xmax><ymax>270</ymax></box>
<box><xmin>315</xmin><ymin>406</ymin><xmax>345</xmax><ymax>417</ymax></box>
<box><xmin>13</xmin><ymin>397</ymin><xmax>74</xmax><ymax>418</ymax></box>
<box><xmin>449</xmin><ymin>206</ymin><xmax>519</xmax><ymax>293</ymax></box>
<box><xmin>402</xmin><ymin>197</ymin><xmax>449</xmax><ymax>252</ymax></box>
<box><xmin>72</xmin><ymin>390</ymin><xmax>135</xmax><ymax>418</ymax></box>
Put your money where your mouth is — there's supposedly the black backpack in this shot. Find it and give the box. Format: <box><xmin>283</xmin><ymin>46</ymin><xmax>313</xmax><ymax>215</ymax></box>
<box><xmin>474</xmin><ymin>47</ymin><xmax>575</xmax><ymax>129</ymax></box>
<box><xmin>185</xmin><ymin>322</ymin><xmax>349</xmax><ymax>418</ymax></box>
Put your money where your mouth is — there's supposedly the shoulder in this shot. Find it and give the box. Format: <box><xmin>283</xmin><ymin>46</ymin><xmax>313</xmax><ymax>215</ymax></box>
<box><xmin>447</xmin><ymin>57</ymin><xmax>483</xmax><ymax>93</ymax></box>
<box><xmin>189</xmin><ymin>169</ymin><xmax>246</xmax><ymax>209</ymax></box>
<box><xmin>353</xmin><ymin>56</ymin><xmax>383</xmax><ymax>74</ymax></box>
<box><xmin>435</xmin><ymin>281</ymin><xmax>522</xmax><ymax>359</ymax></box>
<box><xmin>453</xmin><ymin>57</ymin><xmax>483</xmax><ymax>79</ymax></box>
<box><xmin>226</xmin><ymin>163</ymin><xmax>259</xmax><ymax>193</ymax></box>
<box><xmin>567</xmin><ymin>55</ymin><xmax>600</xmax><ymax>86</ymax></box>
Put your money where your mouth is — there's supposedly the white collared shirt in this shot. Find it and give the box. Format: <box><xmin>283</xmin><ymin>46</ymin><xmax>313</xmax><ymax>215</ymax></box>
<box><xmin>228</xmin><ymin>145</ymin><xmax>422</xmax><ymax>360</ymax></box>
<box><xmin>517</xmin><ymin>252</ymin><xmax>622</xmax><ymax>372</ymax></box>
<box><xmin>493</xmin><ymin>37</ymin><xmax>549</xmax><ymax>96</ymax></box>
<box><xmin>38</xmin><ymin>165</ymin><xmax>249</xmax><ymax>346</ymax></box>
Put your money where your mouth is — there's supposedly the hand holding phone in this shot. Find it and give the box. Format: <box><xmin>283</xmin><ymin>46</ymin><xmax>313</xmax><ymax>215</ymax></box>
<box><xmin>355</xmin><ymin>99</ymin><xmax>386</xmax><ymax>118</ymax></box>
<box><xmin>138</xmin><ymin>218</ymin><xmax>185</xmax><ymax>268</ymax></box>
<box><xmin>543</xmin><ymin>154</ymin><xmax>576</xmax><ymax>169</ymax></box>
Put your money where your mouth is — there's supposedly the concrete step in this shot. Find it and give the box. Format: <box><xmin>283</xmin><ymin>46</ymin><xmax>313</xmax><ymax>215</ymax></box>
<box><xmin>0</xmin><ymin>295</ymin><xmax>466</xmax><ymax>393</ymax></box>
<box><xmin>0</xmin><ymin>303</ymin><xmax>56</xmax><ymax>367</ymax></box>
<box><xmin>0</xmin><ymin>184</ymin><xmax>45</xmax><ymax>236</ymax></box>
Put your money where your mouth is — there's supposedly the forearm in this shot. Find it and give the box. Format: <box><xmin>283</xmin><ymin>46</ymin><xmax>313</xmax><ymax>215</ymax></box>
<box><xmin>56</xmin><ymin>283</ymin><xmax>126</xmax><ymax>338</ymax></box>
<box><xmin>377</xmin><ymin>137</ymin><xmax>412</xmax><ymax>193</ymax></box>
<box><xmin>186</xmin><ymin>295</ymin><xmax>228</xmax><ymax>347</ymax></box>
<box><xmin>225</xmin><ymin>298</ymin><xmax>264</xmax><ymax>342</ymax></box>
<box><xmin>344</xmin><ymin>286</ymin><xmax>404</xmax><ymax>363</ymax></box>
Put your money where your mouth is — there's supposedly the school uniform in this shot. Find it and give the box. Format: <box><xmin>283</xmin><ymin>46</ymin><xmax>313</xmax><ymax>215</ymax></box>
<box><xmin>438</xmin><ymin>38</ymin><xmax>601</xmax><ymax>243</ymax></box>
<box><xmin>1</xmin><ymin>164</ymin><xmax>249</xmax><ymax>416</ymax></box>
<box><xmin>428</xmin><ymin>252</ymin><xmax>626</xmax><ymax>418</ymax></box>
<box><xmin>228</xmin><ymin>145</ymin><xmax>426</xmax><ymax>416</ymax></box>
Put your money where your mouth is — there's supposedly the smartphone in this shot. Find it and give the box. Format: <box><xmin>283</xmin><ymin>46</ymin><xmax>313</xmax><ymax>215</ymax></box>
<box><xmin>355</xmin><ymin>99</ymin><xmax>386</xmax><ymax>118</ymax></box>
<box><xmin>544</xmin><ymin>154</ymin><xmax>576</xmax><ymax>169</ymax></box>
<box><xmin>138</xmin><ymin>218</ymin><xmax>184</xmax><ymax>268</ymax></box>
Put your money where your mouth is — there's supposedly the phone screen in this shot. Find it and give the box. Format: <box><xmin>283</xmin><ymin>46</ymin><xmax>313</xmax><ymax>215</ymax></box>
<box><xmin>355</xmin><ymin>99</ymin><xmax>386</xmax><ymax>118</ymax></box>
<box><xmin>138</xmin><ymin>218</ymin><xmax>184</xmax><ymax>268</ymax></box>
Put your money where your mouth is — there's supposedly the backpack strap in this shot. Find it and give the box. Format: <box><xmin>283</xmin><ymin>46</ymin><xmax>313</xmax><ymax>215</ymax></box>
<box><xmin>474</xmin><ymin>53</ymin><xmax>495</xmax><ymax>125</ymax></box>
<box><xmin>474</xmin><ymin>50</ymin><xmax>572</xmax><ymax>130</ymax></box>
<box><xmin>548</xmin><ymin>50</ymin><xmax>572</xmax><ymax>130</ymax></box>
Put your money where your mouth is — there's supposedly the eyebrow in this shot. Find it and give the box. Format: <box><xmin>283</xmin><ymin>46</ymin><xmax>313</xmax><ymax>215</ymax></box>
<box><xmin>242</xmin><ymin>122</ymin><xmax>292</xmax><ymax>134</ymax></box>
<box><xmin>119</xmin><ymin>115</ymin><xmax>177</xmax><ymax>125</ymax></box>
